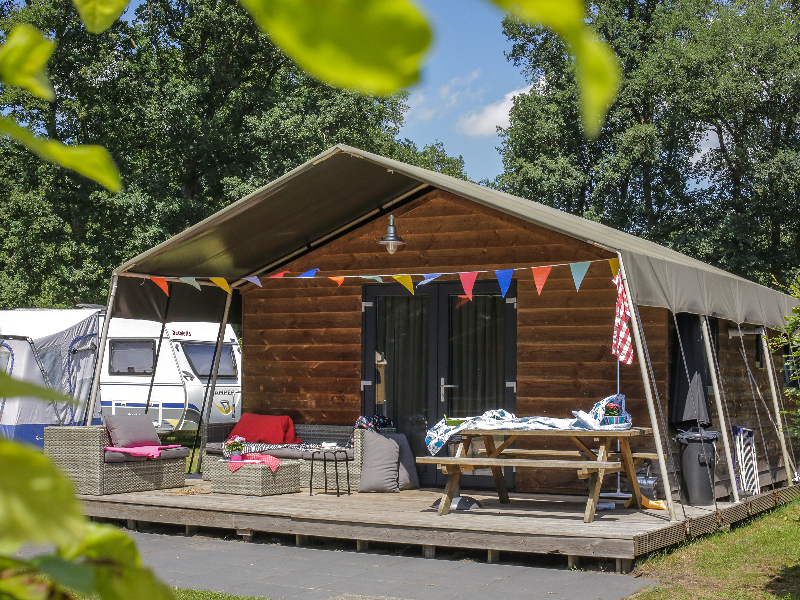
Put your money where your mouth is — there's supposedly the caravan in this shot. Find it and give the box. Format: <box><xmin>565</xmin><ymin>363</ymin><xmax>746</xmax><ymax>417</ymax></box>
<box><xmin>0</xmin><ymin>308</ymin><xmax>241</xmax><ymax>446</ymax></box>
<box><xmin>99</xmin><ymin>316</ymin><xmax>242</xmax><ymax>430</ymax></box>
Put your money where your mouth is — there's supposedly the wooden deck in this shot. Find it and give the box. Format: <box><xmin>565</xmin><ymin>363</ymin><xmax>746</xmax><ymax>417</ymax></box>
<box><xmin>79</xmin><ymin>480</ymin><xmax>800</xmax><ymax>565</ymax></box>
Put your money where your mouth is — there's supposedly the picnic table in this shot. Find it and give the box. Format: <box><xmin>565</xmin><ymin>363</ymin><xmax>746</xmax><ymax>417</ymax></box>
<box><xmin>416</xmin><ymin>427</ymin><xmax>655</xmax><ymax>523</ymax></box>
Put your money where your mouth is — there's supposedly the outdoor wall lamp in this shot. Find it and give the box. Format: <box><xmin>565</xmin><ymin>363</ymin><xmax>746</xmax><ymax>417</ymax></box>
<box><xmin>377</xmin><ymin>214</ymin><xmax>405</xmax><ymax>255</ymax></box>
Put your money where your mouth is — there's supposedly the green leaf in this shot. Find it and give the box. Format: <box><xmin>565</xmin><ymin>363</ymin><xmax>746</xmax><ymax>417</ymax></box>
<box><xmin>0</xmin><ymin>24</ymin><xmax>55</xmax><ymax>101</ymax></box>
<box><xmin>492</xmin><ymin>0</ymin><xmax>620</xmax><ymax>137</ymax></box>
<box><xmin>0</xmin><ymin>571</ymin><xmax>49</xmax><ymax>600</ymax></box>
<box><xmin>0</xmin><ymin>440</ymin><xmax>87</xmax><ymax>548</ymax></box>
<box><xmin>0</xmin><ymin>117</ymin><xmax>122</xmax><ymax>192</ymax></box>
<box><xmin>71</xmin><ymin>0</ymin><xmax>131</xmax><ymax>34</ymax></box>
<box><xmin>93</xmin><ymin>563</ymin><xmax>175</xmax><ymax>600</ymax></box>
<box><xmin>62</xmin><ymin>523</ymin><xmax>140</xmax><ymax>566</ymax></box>
<box><xmin>0</xmin><ymin>371</ymin><xmax>72</xmax><ymax>404</ymax></box>
<box><xmin>31</xmin><ymin>555</ymin><xmax>95</xmax><ymax>595</ymax></box>
<box><xmin>238</xmin><ymin>0</ymin><xmax>431</xmax><ymax>95</ymax></box>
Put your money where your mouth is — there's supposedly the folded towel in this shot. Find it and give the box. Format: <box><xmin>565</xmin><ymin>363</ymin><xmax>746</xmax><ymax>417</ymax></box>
<box><xmin>104</xmin><ymin>444</ymin><xmax>181</xmax><ymax>458</ymax></box>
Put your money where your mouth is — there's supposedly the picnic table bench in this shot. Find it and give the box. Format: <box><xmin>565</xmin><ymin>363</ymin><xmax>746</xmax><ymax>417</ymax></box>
<box><xmin>416</xmin><ymin>427</ymin><xmax>653</xmax><ymax>523</ymax></box>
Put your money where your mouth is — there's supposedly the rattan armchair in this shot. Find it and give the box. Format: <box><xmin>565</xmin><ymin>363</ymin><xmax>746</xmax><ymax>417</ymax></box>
<box><xmin>44</xmin><ymin>426</ymin><xmax>185</xmax><ymax>495</ymax></box>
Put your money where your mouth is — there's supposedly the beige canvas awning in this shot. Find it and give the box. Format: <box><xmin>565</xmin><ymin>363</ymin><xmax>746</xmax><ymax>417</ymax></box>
<box><xmin>114</xmin><ymin>145</ymin><xmax>797</xmax><ymax>328</ymax></box>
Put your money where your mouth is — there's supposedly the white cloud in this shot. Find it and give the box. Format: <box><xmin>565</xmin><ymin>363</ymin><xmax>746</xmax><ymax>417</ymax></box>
<box><xmin>456</xmin><ymin>85</ymin><xmax>533</xmax><ymax>137</ymax></box>
<box><xmin>692</xmin><ymin>130</ymin><xmax>719</xmax><ymax>164</ymax></box>
<box><xmin>405</xmin><ymin>70</ymin><xmax>483</xmax><ymax>123</ymax></box>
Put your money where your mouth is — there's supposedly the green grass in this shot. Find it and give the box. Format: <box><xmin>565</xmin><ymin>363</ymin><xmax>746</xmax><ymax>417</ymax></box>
<box><xmin>173</xmin><ymin>588</ymin><xmax>266</xmax><ymax>600</ymax></box>
<box><xmin>631</xmin><ymin>498</ymin><xmax>800</xmax><ymax>600</ymax></box>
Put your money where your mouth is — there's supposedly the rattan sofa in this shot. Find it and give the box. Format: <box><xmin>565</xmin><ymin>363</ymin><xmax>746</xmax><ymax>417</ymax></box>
<box><xmin>45</xmin><ymin>426</ymin><xmax>186</xmax><ymax>495</ymax></box>
<box><xmin>202</xmin><ymin>423</ymin><xmax>394</xmax><ymax>491</ymax></box>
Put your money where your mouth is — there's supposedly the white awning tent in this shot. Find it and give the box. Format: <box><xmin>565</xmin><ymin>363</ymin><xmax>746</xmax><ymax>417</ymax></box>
<box><xmin>0</xmin><ymin>308</ymin><xmax>101</xmax><ymax>445</ymax></box>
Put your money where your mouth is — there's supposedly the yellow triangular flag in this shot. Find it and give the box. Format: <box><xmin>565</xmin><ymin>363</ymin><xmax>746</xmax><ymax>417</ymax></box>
<box><xmin>392</xmin><ymin>275</ymin><xmax>414</xmax><ymax>295</ymax></box>
<box><xmin>609</xmin><ymin>258</ymin><xmax>620</xmax><ymax>277</ymax></box>
<box><xmin>210</xmin><ymin>277</ymin><xmax>231</xmax><ymax>293</ymax></box>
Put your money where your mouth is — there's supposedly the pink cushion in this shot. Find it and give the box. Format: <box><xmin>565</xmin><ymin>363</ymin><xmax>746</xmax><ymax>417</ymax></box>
<box><xmin>230</xmin><ymin>414</ymin><xmax>302</xmax><ymax>445</ymax></box>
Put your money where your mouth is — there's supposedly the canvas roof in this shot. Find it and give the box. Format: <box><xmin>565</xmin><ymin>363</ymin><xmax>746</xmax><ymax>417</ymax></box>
<box><xmin>115</xmin><ymin>145</ymin><xmax>797</xmax><ymax>328</ymax></box>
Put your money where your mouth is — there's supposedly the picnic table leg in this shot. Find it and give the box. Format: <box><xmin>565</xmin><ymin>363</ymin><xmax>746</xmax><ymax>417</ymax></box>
<box><xmin>584</xmin><ymin>438</ymin><xmax>610</xmax><ymax>523</ymax></box>
<box><xmin>437</xmin><ymin>469</ymin><xmax>462</xmax><ymax>516</ymax></box>
<box><xmin>483</xmin><ymin>435</ymin><xmax>510</xmax><ymax>504</ymax></box>
<box><xmin>619</xmin><ymin>438</ymin><xmax>643</xmax><ymax>508</ymax></box>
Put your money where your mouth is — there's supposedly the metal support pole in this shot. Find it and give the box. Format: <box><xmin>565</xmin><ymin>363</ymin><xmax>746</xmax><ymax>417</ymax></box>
<box><xmin>145</xmin><ymin>283</ymin><xmax>172</xmax><ymax>418</ymax></box>
<box><xmin>85</xmin><ymin>275</ymin><xmax>118</xmax><ymax>426</ymax></box>
<box><xmin>761</xmin><ymin>333</ymin><xmax>795</xmax><ymax>484</ymax></box>
<box><xmin>195</xmin><ymin>291</ymin><xmax>232</xmax><ymax>473</ymax></box>
<box><xmin>618</xmin><ymin>256</ymin><xmax>677</xmax><ymax>521</ymax></box>
<box><xmin>701</xmin><ymin>316</ymin><xmax>740</xmax><ymax>502</ymax></box>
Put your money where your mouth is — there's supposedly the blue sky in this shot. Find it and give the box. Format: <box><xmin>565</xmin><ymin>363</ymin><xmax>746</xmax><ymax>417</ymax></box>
<box><xmin>400</xmin><ymin>1</ymin><xmax>531</xmax><ymax>182</ymax></box>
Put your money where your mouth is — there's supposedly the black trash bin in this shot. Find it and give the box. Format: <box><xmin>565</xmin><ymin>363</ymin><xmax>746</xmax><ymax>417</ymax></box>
<box><xmin>676</xmin><ymin>429</ymin><xmax>720</xmax><ymax>506</ymax></box>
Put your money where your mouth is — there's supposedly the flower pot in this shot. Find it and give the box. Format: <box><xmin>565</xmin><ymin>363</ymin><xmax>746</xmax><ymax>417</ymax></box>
<box><xmin>603</xmin><ymin>416</ymin><xmax>625</xmax><ymax>425</ymax></box>
<box><xmin>230</xmin><ymin>451</ymin><xmax>242</xmax><ymax>461</ymax></box>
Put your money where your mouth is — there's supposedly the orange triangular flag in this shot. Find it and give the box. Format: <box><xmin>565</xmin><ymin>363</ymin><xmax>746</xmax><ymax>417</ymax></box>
<box><xmin>531</xmin><ymin>266</ymin><xmax>552</xmax><ymax>295</ymax></box>
<box><xmin>459</xmin><ymin>272</ymin><xmax>478</xmax><ymax>300</ymax></box>
<box><xmin>608</xmin><ymin>258</ymin><xmax>620</xmax><ymax>277</ymax></box>
<box><xmin>151</xmin><ymin>277</ymin><xmax>169</xmax><ymax>296</ymax></box>
<box><xmin>329</xmin><ymin>277</ymin><xmax>345</xmax><ymax>287</ymax></box>
<box><xmin>392</xmin><ymin>275</ymin><xmax>414</xmax><ymax>295</ymax></box>
<box><xmin>210</xmin><ymin>277</ymin><xmax>231</xmax><ymax>293</ymax></box>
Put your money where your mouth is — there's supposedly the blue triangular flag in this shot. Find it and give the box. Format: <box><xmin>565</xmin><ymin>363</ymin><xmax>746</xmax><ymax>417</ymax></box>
<box><xmin>242</xmin><ymin>276</ymin><xmax>262</xmax><ymax>287</ymax></box>
<box><xmin>417</xmin><ymin>273</ymin><xmax>442</xmax><ymax>287</ymax></box>
<box><xmin>297</xmin><ymin>269</ymin><xmax>320</xmax><ymax>278</ymax></box>
<box><xmin>494</xmin><ymin>269</ymin><xmax>513</xmax><ymax>298</ymax></box>
<box><xmin>570</xmin><ymin>262</ymin><xmax>591</xmax><ymax>291</ymax></box>
<box><xmin>179</xmin><ymin>277</ymin><xmax>201</xmax><ymax>290</ymax></box>
<box><xmin>361</xmin><ymin>276</ymin><xmax>383</xmax><ymax>283</ymax></box>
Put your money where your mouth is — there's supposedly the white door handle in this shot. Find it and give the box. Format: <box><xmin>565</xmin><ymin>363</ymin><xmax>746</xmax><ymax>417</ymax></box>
<box><xmin>440</xmin><ymin>377</ymin><xmax>458</xmax><ymax>403</ymax></box>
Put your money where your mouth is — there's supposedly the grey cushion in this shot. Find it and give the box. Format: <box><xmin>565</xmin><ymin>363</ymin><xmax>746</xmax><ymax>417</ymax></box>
<box><xmin>358</xmin><ymin>430</ymin><xmax>400</xmax><ymax>493</ymax></box>
<box><xmin>104</xmin><ymin>451</ymin><xmax>148</xmax><ymax>463</ymax></box>
<box><xmin>104</xmin><ymin>414</ymin><xmax>161</xmax><ymax>448</ymax></box>
<box><xmin>154</xmin><ymin>447</ymin><xmax>190</xmax><ymax>460</ymax></box>
<box><xmin>204</xmin><ymin>443</ymin><xmax>224</xmax><ymax>455</ymax></box>
<box><xmin>381</xmin><ymin>433</ymin><xmax>420</xmax><ymax>490</ymax></box>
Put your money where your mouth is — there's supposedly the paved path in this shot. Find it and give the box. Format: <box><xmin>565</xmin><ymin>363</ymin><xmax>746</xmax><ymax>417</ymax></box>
<box><xmin>130</xmin><ymin>532</ymin><xmax>653</xmax><ymax>600</ymax></box>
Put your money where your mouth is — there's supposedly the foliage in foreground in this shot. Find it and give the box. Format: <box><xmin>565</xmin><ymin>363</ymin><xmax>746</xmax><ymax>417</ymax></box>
<box><xmin>632</xmin><ymin>498</ymin><xmax>800</xmax><ymax>600</ymax></box>
<box><xmin>770</xmin><ymin>277</ymin><xmax>800</xmax><ymax>437</ymax></box>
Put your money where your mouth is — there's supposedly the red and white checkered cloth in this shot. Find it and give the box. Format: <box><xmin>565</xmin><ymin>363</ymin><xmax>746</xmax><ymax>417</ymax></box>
<box><xmin>228</xmin><ymin>454</ymin><xmax>283</xmax><ymax>473</ymax></box>
<box><xmin>612</xmin><ymin>274</ymin><xmax>634</xmax><ymax>365</ymax></box>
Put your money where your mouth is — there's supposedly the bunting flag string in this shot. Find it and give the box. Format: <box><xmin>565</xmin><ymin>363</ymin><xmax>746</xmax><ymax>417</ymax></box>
<box><xmin>139</xmin><ymin>257</ymin><xmax>624</xmax><ymax>298</ymax></box>
<box><xmin>459</xmin><ymin>272</ymin><xmax>478</xmax><ymax>300</ymax></box>
<box><xmin>178</xmin><ymin>277</ymin><xmax>200</xmax><ymax>290</ymax></box>
<box><xmin>392</xmin><ymin>275</ymin><xmax>414</xmax><ymax>295</ymax></box>
<box><xmin>151</xmin><ymin>277</ymin><xmax>169</xmax><ymax>296</ymax></box>
<box><xmin>531</xmin><ymin>266</ymin><xmax>551</xmax><ymax>296</ymax></box>
<box><xmin>494</xmin><ymin>269</ymin><xmax>513</xmax><ymax>298</ymax></box>
<box><xmin>569</xmin><ymin>261</ymin><xmax>591</xmax><ymax>292</ymax></box>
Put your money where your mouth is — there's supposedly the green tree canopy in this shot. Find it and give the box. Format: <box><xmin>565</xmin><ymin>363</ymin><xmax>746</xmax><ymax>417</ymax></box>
<box><xmin>496</xmin><ymin>0</ymin><xmax>800</xmax><ymax>286</ymax></box>
<box><xmin>0</xmin><ymin>0</ymin><xmax>466</xmax><ymax>308</ymax></box>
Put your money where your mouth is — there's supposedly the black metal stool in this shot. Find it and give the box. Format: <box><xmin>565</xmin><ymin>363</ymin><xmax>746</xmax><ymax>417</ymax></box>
<box><xmin>309</xmin><ymin>448</ymin><xmax>351</xmax><ymax>496</ymax></box>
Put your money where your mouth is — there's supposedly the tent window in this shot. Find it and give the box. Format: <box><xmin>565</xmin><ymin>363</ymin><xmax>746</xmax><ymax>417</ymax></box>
<box><xmin>181</xmin><ymin>342</ymin><xmax>237</xmax><ymax>379</ymax></box>
<box><xmin>109</xmin><ymin>340</ymin><xmax>155</xmax><ymax>375</ymax></box>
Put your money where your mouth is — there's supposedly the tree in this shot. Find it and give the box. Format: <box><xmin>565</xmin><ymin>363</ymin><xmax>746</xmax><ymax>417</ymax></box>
<box><xmin>0</xmin><ymin>0</ymin><xmax>463</xmax><ymax>308</ymax></box>
<box><xmin>496</xmin><ymin>0</ymin><xmax>800</xmax><ymax>287</ymax></box>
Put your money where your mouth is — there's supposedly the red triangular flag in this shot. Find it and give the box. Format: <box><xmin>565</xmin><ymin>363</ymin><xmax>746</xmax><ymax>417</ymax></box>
<box><xmin>269</xmin><ymin>271</ymin><xmax>289</xmax><ymax>278</ymax></box>
<box><xmin>151</xmin><ymin>277</ymin><xmax>169</xmax><ymax>296</ymax></box>
<box><xmin>459</xmin><ymin>272</ymin><xmax>478</xmax><ymax>300</ymax></box>
<box><xmin>329</xmin><ymin>277</ymin><xmax>345</xmax><ymax>287</ymax></box>
<box><xmin>531</xmin><ymin>266</ymin><xmax>552</xmax><ymax>295</ymax></box>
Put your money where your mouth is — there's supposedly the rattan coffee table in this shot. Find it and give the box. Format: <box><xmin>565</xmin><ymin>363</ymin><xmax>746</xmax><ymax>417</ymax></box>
<box><xmin>206</xmin><ymin>459</ymin><xmax>301</xmax><ymax>496</ymax></box>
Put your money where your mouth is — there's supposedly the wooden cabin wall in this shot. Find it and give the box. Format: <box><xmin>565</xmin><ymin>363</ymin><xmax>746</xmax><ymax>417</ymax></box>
<box><xmin>241</xmin><ymin>188</ymin><xmax>672</xmax><ymax>494</ymax></box>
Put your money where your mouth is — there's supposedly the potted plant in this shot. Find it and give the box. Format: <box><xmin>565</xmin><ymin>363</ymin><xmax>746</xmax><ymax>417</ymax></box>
<box><xmin>603</xmin><ymin>402</ymin><xmax>625</xmax><ymax>425</ymax></box>
<box><xmin>224</xmin><ymin>435</ymin><xmax>245</xmax><ymax>461</ymax></box>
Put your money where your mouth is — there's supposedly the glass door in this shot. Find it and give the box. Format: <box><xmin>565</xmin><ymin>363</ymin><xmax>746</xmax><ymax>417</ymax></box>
<box><xmin>363</xmin><ymin>280</ymin><xmax>516</xmax><ymax>488</ymax></box>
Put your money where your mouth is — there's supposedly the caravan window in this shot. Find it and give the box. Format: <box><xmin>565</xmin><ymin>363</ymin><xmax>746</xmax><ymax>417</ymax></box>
<box><xmin>109</xmin><ymin>340</ymin><xmax>156</xmax><ymax>375</ymax></box>
<box><xmin>181</xmin><ymin>343</ymin><xmax>237</xmax><ymax>378</ymax></box>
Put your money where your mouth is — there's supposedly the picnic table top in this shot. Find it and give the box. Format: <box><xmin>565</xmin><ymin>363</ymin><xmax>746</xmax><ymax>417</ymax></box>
<box><xmin>457</xmin><ymin>427</ymin><xmax>652</xmax><ymax>437</ymax></box>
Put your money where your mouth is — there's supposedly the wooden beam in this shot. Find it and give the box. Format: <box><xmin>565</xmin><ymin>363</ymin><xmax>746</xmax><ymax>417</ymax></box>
<box><xmin>702</xmin><ymin>315</ymin><xmax>740</xmax><ymax>502</ymax></box>
<box><xmin>619</xmin><ymin>254</ymin><xmax>677</xmax><ymax>522</ymax></box>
